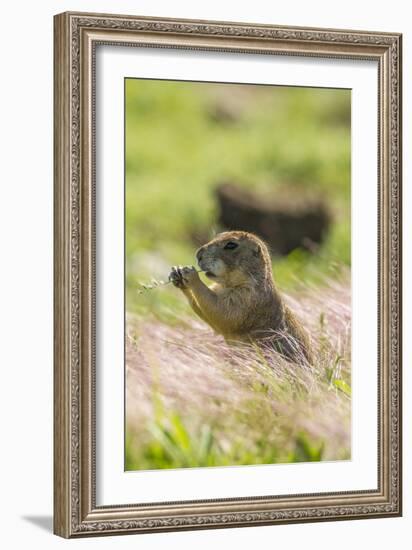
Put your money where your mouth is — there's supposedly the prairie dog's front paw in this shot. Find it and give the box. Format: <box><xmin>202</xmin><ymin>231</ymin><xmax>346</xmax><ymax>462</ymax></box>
<box><xmin>169</xmin><ymin>265</ymin><xmax>199</xmax><ymax>289</ymax></box>
<box><xmin>169</xmin><ymin>266</ymin><xmax>185</xmax><ymax>288</ymax></box>
<box><xmin>180</xmin><ymin>266</ymin><xmax>200</xmax><ymax>286</ymax></box>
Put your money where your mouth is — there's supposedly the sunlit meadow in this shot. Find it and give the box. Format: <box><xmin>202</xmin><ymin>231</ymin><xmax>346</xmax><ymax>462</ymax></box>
<box><xmin>125</xmin><ymin>79</ymin><xmax>351</xmax><ymax>470</ymax></box>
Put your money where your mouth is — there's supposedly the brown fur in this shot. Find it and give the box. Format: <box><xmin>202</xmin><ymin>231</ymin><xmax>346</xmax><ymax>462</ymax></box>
<box><xmin>169</xmin><ymin>231</ymin><xmax>313</xmax><ymax>364</ymax></box>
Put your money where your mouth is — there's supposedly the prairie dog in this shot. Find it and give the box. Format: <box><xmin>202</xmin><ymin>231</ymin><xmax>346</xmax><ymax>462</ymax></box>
<box><xmin>169</xmin><ymin>231</ymin><xmax>312</xmax><ymax>364</ymax></box>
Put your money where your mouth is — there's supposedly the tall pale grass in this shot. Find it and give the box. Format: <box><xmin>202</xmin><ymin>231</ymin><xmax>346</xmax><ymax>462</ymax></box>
<box><xmin>126</xmin><ymin>275</ymin><xmax>351</xmax><ymax>470</ymax></box>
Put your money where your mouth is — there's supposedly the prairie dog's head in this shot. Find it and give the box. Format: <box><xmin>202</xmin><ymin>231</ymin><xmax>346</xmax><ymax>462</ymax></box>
<box><xmin>196</xmin><ymin>231</ymin><xmax>273</xmax><ymax>287</ymax></box>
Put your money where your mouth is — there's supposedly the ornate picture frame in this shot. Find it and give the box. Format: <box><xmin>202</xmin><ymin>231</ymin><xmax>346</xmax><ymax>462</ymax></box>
<box><xmin>53</xmin><ymin>11</ymin><xmax>402</xmax><ymax>538</ymax></box>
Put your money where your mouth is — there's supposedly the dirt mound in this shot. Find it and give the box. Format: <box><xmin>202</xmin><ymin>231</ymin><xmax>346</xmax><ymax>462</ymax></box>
<box><xmin>215</xmin><ymin>182</ymin><xmax>332</xmax><ymax>255</ymax></box>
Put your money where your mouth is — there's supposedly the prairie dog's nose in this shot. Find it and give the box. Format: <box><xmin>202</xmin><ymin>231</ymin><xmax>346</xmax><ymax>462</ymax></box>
<box><xmin>196</xmin><ymin>246</ymin><xmax>205</xmax><ymax>262</ymax></box>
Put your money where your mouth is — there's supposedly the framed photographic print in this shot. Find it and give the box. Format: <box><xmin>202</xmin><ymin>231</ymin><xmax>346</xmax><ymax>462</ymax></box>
<box><xmin>53</xmin><ymin>11</ymin><xmax>402</xmax><ymax>538</ymax></box>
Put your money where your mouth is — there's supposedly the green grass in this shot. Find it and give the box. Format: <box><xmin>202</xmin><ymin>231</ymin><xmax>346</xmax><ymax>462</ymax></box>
<box><xmin>126</xmin><ymin>411</ymin><xmax>328</xmax><ymax>471</ymax></box>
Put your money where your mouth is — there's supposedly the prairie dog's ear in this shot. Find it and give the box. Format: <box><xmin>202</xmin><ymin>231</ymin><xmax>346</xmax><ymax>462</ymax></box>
<box><xmin>252</xmin><ymin>242</ymin><xmax>261</xmax><ymax>257</ymax></box>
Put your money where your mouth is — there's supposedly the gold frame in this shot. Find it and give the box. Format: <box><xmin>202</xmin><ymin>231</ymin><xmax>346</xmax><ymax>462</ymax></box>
<box><xmin>53</xmin><ymin>11</ymin><xmax>402</xmax><ymax>538</ymax></box>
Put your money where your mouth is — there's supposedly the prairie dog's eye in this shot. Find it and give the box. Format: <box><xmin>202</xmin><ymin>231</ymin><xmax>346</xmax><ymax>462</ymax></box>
<box><xmin>224</xmin><ymin>241</ymin><xmax>238</xmax><ymax>250</ymax></box>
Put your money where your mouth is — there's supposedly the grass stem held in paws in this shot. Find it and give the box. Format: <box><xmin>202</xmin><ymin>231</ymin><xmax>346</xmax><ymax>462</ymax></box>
<box><xmin>137</xmin><ymin>270</ymin><xmax>204</xmax><ymax>295</ymax></box>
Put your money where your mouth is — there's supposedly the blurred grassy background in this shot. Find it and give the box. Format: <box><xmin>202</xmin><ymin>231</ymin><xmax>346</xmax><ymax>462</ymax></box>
<box><xmin>125</xmin><ymin>79</ymin><xmax>350</xmax><ymax>318</ymax></box>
